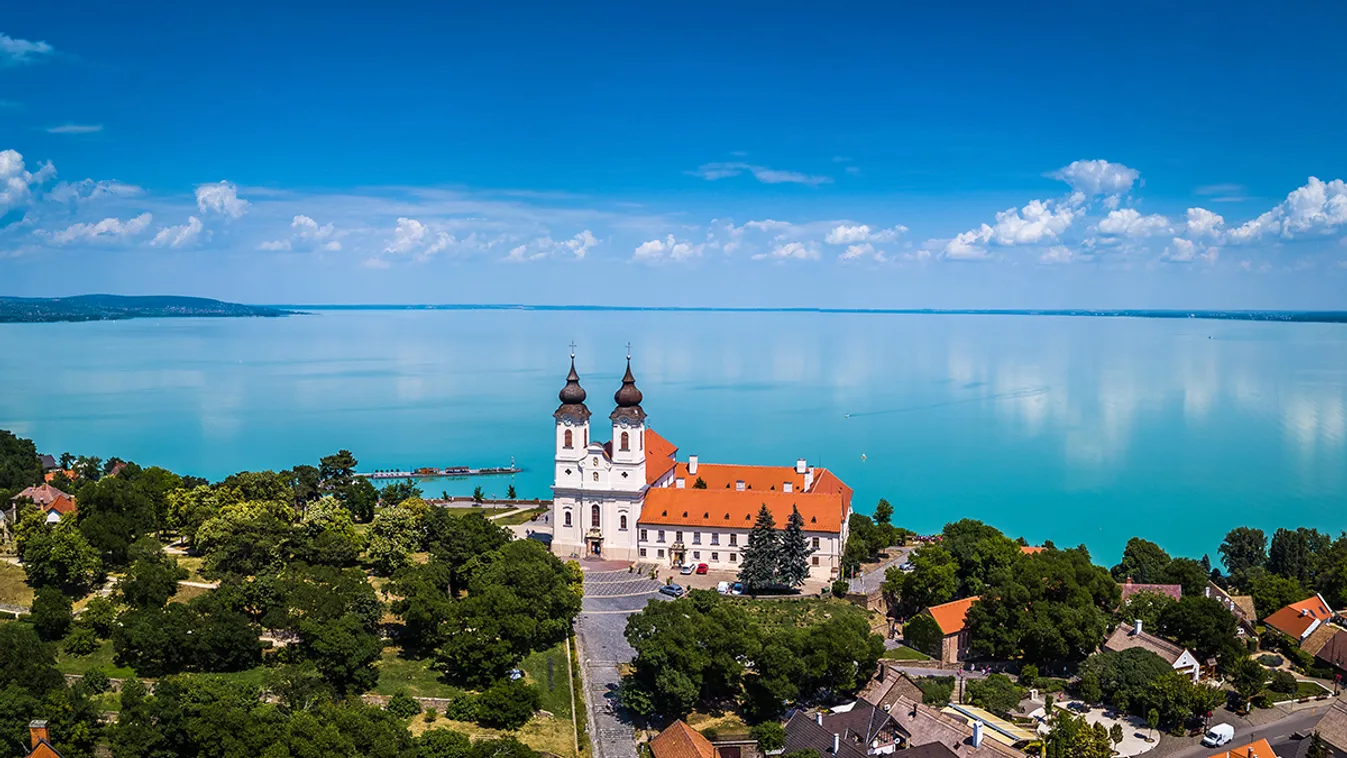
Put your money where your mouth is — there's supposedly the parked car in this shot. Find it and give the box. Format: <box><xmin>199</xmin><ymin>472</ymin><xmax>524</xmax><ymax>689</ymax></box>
<box><xmin>716</xmin><ymin>581</ymin><xmax>731</xmax><ymax>594</ymax></box>
<box><xmin>1201</xmin><ymin>724</ymin><xmax>1234</xmax><ymax>747</ymax></box>
<box><xmin>679</xmin><ymin>563</ymin><xmax>694</xmax><ymax>575</ymax></box>
<box><xmin>696</xmin><ymin>563</ymin><xmax>709</xmax><ymax>574</ymax></box>
<box><xmin>898</xmin><ymin>561</ymin><xmax>915</xmax><ymax>572</ymax></box>
<box><xmin>731</xmin><ymin>582</ymin><xmax>743</xmax><ymax>595</ymax></box>
<box><xmin>659</xmin><ymin>584</ymin><xmax>685</xmax><ymax>598</ymax></box>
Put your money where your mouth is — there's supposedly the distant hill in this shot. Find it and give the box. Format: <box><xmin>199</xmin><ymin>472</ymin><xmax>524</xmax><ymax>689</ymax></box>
<box><xmin>0</xmin><ymin>295</ymin><xmax>298</xmax><ymax>323</ymax></box>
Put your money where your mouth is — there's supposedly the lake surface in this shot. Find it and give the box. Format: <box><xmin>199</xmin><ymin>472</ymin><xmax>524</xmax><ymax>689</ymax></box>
<box><xmin>2</xmin><ymin>308</ymin><xmax>1345</xmax><ymax>565</ymax></box>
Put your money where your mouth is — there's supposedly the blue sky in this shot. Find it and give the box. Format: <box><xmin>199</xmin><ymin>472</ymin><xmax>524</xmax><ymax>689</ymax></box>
<box><xmin>2</xmin><ymin>1</ymin><xmax>1347</xmax><ymax>307</ymax></box>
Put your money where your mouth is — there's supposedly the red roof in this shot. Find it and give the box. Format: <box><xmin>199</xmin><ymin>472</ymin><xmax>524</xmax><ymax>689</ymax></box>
<box><xmin>649</xmin><ymin>721</ymin><xmax>716</xmax><ymax>758</ymax></box>
<box><xmin>926</xmin><ymin>596</ymin><xmax>980</xmax><ymax>636</ymax></box>
<box><xmin>645</xmin><ymin>429</ymin><xmax>678</xmax><ymax>485</ymax></box>
<box><xmin>1120</xmin><ymin>582</ymin><xmax>1183</xmax><ymax>603</ymax></box>
<box><xmin>641</xmin><ymin>487</ymin><xmax>849</xmax><ymax>533</ymax></box>
<box><xmin>1020</xmin><ymin>546</ymin><xmax>1045</xmax><ymax>555</ymax></box>
<box><xmin>1209</xmin><ymin>738</ymin><xmax>1275</xmax><ymax>758</ymax></box>
<box><xmin>1264</xmin><ymin>594</ymin><xmax>1334</xmax><ymax>640</ymax></box>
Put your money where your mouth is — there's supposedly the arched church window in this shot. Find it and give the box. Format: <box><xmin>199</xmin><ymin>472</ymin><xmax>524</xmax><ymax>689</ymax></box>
<box><xmin>620</xmin><ymin>515</ymin><xmax>628</xmax><ymax>530</ymax></box>
<box><xmin>564</xmin><ymin>511</ymin><xmax>572</xmax><ymax>527</ymax></box>
<box><xmin>563</xmin><ymin>429</ymin><xmax>573</xmax><ymax>449</ymax></box>
<box><xmin>591</xmin><ymin>505</ymin><xmax>601</xmax><ymax>528</ymax></box>
<box><xmin>620</xmin><ymin>431</ymin><xmax>630</xmax><ymax>451</ymax></box>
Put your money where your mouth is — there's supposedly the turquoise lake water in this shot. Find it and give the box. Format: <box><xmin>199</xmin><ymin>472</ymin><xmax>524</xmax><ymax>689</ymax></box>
<box><xmin>2</xmin><ymin>309</ymin><xmax>1345</xmax><ymax>565</ymax></box>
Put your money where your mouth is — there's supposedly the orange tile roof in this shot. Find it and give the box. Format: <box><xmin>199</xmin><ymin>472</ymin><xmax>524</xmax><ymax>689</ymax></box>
<box><xmin>45</xmin><ymin>494</ymin><xmax>77</xmax><ymax>516</ymax></box>
<box><xmin>1209</xmin><ymin>738</ymin><xmax>1275</xmax><ymax>758</ymax></box>
<box><xmin>1264</xmin><ymin>594</ymin><xmax>1334</xmax><ymax>640</ymax></box>
<box><xmin>669</xmin><ymin>460</ymin><xmax>809</xmax><ymax>492</ymax></box>
<box><xmin>1020</xmin><ymin>546</ymin><xmax>1045</xmax><ymax>555</ymax></box>
<box><xmin>645</xmin><ymin>429</ymin><xmax>678</xmax><ymax>485</ymax></box>
<box><xmin>926</xmin><ymin>596</ymin><xmax>980</xmax><ymax>636</ymax></box>
<box><xmin>649</xmin><ymin>720</ymin><xmax>716</xmax><ymax>758</ymax></box>
<box><xmin>641</xmin><ymin>487</ymin><xmax>849</xmax><ymax>533</ymax></box>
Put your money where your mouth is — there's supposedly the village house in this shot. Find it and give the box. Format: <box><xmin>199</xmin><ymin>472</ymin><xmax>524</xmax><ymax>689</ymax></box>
<box><xmin>7</xmin><ymin>483</ymin><xmax>77</xmax><ymax>524</ymax></box>
<box><xmin>1263</xmin><ymin>594</ymin><xmax>1336</xmax><ymax>644</ymax></box>
<box><xmin>1206</xmin><ymin>581</ymin><xmax>1259</xmax><ymax>632</ymax></box>
<box><xmin>1103</xmin><ymin>620</ymin><xmax>1202</xmax><ymax>681</ymax></box>
<box><xmin>1308</xmin><ymin>698</ymin><xmax>1347</xmax><ymax>757</ymax></box>
<box><xmin>859</xmin><ymin>663</ymin><xmax>926</xmax><ymax>712</ymax></box>
<box><xmin>917</xmin><ymin>596</ymin><xmax>979</xmax><ymax>665</ymax></box>
<box><xmin>23</xmin><ymin>721</ymin><xmax>64</xmax><ymax>758</ymax></box>
<box><xmin>1206</xmin><ymin>738</ymin><xmax>1277</xmax><ymax>758</ymax></box>
<box><xmin>549</xmin><ymin>355</ymin><xmax>852</xmax><ymax>580</ymax></box>
<box><xmin>1302</xmin><ymin>624</ymin><xmax>1347</xmax><ymax>677</ymax></box>
<box><xmin>782</xmin><ymin>696</ymin><xmax>1027</xmax><ymax>758</ymax></box>
<box><xmin>1118</xmin><ymin>580</ymin><xmax>1182</xmax><ymax>604</ymax></box>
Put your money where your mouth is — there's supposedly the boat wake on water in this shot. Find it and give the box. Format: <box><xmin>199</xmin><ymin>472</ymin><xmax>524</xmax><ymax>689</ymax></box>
<box><xmin>844</xmin><ymin>385</ymin><xmax>1050</xmax><ymax>418</ymax></box>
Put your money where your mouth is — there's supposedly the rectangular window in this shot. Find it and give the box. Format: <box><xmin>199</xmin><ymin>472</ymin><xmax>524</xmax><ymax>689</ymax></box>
<box><xmin>730</xmin><ymin>553</ymin><xmax>737</xmax><ymax>563</ymax></box>
<box><xmin>693</xmin><ymin>551</ymin><xmax>700</xmax><ymax>560</ymax></box>
<box><xmin>811</xmin><ymin>556</ymin><xmax>819</xmax><ymax>566</ymax></box>
<box><xmin>711</xmin><ymin>534</ymin><xmax>719</xmax><ymax>545</ymax></box>
<box><xmin>640</xmin><ymin>548</ymin><xmax>647</xmax><ymax>557</ymax></box>
<box><xmin>657</xmin><ymin>549</ymin><xmax>665</xmax><ymax>558</ymax></box>
<box><xmin>692</xmin><ymin>532</ymin><xmax>701</xmax><ymax>545</ymax></box>
<box><xmin>729</xmin><ymin>534</ymin><xmax>738</xmax><ymax>546</ymax></box>
<box><xmin>675</xmin><ymin>531</ymin><xmax>683</xmax><ymax>543</ymax></box>
<box><xmin>811</xmin><ymin>537</ymin><xmax>820</xmax><ymax>550</ymax></box>
<box><xmin>640</xmin><ymin>528</ymin><xmax>648</xmax><ymax>541</ymax></box>
<box><xmin>711</xmin><ymin>552</ymin><xmax>719</xmax><ymax>561</ymax></box>
<box><xmin>658</xmin><ymin>530</ymin><xmax>665</xmax><ymax>543</ymax></box>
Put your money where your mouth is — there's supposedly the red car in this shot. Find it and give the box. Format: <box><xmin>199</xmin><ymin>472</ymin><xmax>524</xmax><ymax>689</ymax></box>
<box><xmin>696</xmin><ymin>563</ymin><xmax>709</xmax><ymax>574</ymax></box>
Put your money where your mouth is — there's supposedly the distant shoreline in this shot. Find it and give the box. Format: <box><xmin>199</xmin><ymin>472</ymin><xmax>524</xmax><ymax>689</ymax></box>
<box><xmin>0</xmin><ymin>295</ymin><xmax>298</xmax><ymax>324</ymax></box>
<box><xmin>276</xmin><ymin>303</ymin><xmax>1347</xmax><ymax>324</ymax></box>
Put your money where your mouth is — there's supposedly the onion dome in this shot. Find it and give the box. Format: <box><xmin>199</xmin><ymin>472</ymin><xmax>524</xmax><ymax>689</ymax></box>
<box><xmin>554</xmin><ymin>355</ymin><xmax>591</xmax><ymax>423</ymax></box>
<box><xmin>610</xmin><ymin>357</ymin><xmax>646</xmax><ymax>424</ymax></box>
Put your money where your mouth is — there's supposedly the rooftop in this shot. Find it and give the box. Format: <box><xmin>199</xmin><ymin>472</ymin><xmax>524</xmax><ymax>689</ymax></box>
<box><xmin>1264</xmin><ymin>594</ymin><xmax>1335</xmax><ymax>640</ymax></box>
<box><xmin>1207</xmin><ymin>738</ymin><xmax>1276</xmax><ymax>758</ymax></box>
<box><xmin>887</xmin><ymin>695</ymin><xmax>1026</xmax><ymax>757</ymax></box>
<box><xmin>1119</xmin><ymin>581</ymin><xmax>1183</xmax><ymax>603</ymax></box>
<box><xmin>648</xmin><ymin>721</ymin><xmax>717</xmax><ymax>758</ymax></box>
<box><xmin>1314</xmin><ymin>697</ymin><xmax>1347</xmax><ymax>753</ymax></box>
<box><xmin>926</xmin><ymin>596</ymin><xmax>980</xmax><ymax>636</ymax></box>
<box><xmin>1103</xmin><ymin>622</ymin><xmax>1190</xmax><ymax>666</ymax></box>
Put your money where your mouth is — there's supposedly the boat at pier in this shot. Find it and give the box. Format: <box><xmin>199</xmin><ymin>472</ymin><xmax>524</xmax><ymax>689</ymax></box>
<box><xmin>357</xmin><ymin>461</ymin><xmax>520</xmax><ymax>480</ymax></box>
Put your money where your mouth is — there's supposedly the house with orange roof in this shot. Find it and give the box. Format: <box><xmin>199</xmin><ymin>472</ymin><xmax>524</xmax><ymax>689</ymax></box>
<box><xmin>23</xmin><ymin>721</ymin><xmax>65</xmax><ymax>758</ymax></box>
<box><xmin>548</xmin><ymin>354</ymin><xmax>852</xmax><ymax>580</ymax></box>
<box><xmin>648</xmin><ymin>721</ymin><xmax>719</xmax><ymax>758</ymax></box>
<box><xmin>1206</xmin><ymin>738</ymin><xmax>1277</xmax><ymax>758</ymax></box>
<box><xmin>8</xmin><ymin>483</ymin><xmax>78</xmax><ymax>524</ymax></box>
<box><xmin>918</xmin><ymin>596</ymin><xmax>980</xmax><ymax>664</ymax></box>
<box><xmin>1263</xmin><ymin>594</ymin><xmax>1335</xmax><ymax>643</ymax></box>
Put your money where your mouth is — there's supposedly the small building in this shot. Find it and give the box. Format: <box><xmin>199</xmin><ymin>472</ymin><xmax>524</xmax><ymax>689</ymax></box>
<box><xmin>784</xmin><ymin>711</ymin><xmax>870</xmax><ymax>758</ymax></box>
<box><xmin>38</xmin><ymin>454</ymin><xmax>57</xmax><ymax>471</ymax></box>
<box><xmin>1302</xmin><ymin>625</ymin><xmax>1347</xmax><ymax>675</ymax></box>
<box><xmin>24</xmin><ymin>721</ymin><xmax>65</xmax><ymax>758</ymax></box>
<box><xmin>859</xmin><ymin>663</ymin><xmax>926</xmax><ymax>712</ymax></box>
<box><xmin>886</xmin><ymin>695</ymin><xmax>1027</xmax><ymax>757</ymax></box>
<box><xmin>1103</xmin><ymin>620</ymin><xmax>1201</xmax><ymax>681</ymax></box>
<box><xmin>1311</xmin><ymin>698</ymin><xmax>1347</xmax><ymax>757</ymax></box>
<box><xmin>1119</xmin><ymin>581</ymin><xmax>1182</xmax><ymax>604</ymax></box>
<box><xmin>1263</xmin><ymin>594</ymin><xmax>1335</xmax><ymax>643</ymax></box>
<box><xmin>1206</xmin><ymin>582</ymin><xmax>1258</xmax><ymax>632</ymax></box>
<box><xmin>8</xmin><ymin>484</ymin><xmax>78</xmax><ymax>524</ymax></box>
<box><xmin>648</xmin><ymin>721</ymin><xmax>718</xmax><ymax>758</ymax></box>
<box><xmin>920</xmin><ymin>596</ymin><xmax>979</xmax><ymax>664</ymax></box>
<box><xmin>1206</xmin><ymin>738</ymin><xmax>1277</xmax><ymax>758</ymax></box>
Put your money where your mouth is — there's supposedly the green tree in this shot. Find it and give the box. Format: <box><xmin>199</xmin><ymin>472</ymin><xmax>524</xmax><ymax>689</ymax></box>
<box><xmin>896</xmin><ymin>544</ymin><xmax>958</xmax><ymax>615</ymax></box>
<box><xmin>1077</xmin><ymin>648</ymin><xmax>1171</xmax><ymax>712</ymax></box>
<box><xmin>873</xmin><ymin>499</ymin><xmax>893</xmax><ymax>526</ymax></box>
<box><xmin>1230</xmin><ymin>656</ymin><xmax>1268</xmax><ymax>709</ymax></box>
<box><xmin>751</xmin><ymin>722</ymin><xmax>786</xmax><ymax>751</ymax></box>
<box><xmin>940</xmin><ymin>519</ymin><xmax>1021</xmax><ymax>596</ymax></box>
<box><xmin>1146</xmin><ymin>708</ymin><xmax>1159</xmax><ymax>740</ymax></box>
<box><xmin>692</xmin><ymin>477</ymin><xmax>707</xmax><ymax>489</ymax></box>
<box><xmin>506</xmin><ymin>484</ymin><xmax>516</xmax><ymax>500</ymax></box>
<box><xmin>368</xmin><ymin>500</ymin><xmax>426</xmax><ymax>576</ymax></box>
<box><xmin>80</xmin><ymin>596</ymin><xmax>118</xmax><ymax>637</ymax></box>
<box><xmin>476</xmin><ymin>679</ymin><xmax>541</xmax><ymax>729</ymax></box>
<box><xmin>0</xmin><ymin>429</ymin><xmax>43</xmax><ymax>492</ymax></box>
<box><xmin>1077</xmin><ymin>670</ymin><xmax>1103</xmax><ymax>704</ymax></box>
<box><xmin>77</xmin><ymin>473</ymin><xmax>158</xmax><ymax>566</ymax></box>
<box><xmin>298</xmin><ymin>612</ymin><xmax>383</xmax><ymax>696</ymax></box>
<box><xmin>902</xmin><ymin>613</ymin><xmax>945</xmax><ymax>658</ymax></box>
<box><xmin>1111</xmin><ymin>537</ymin><xmax>1171</xmax><ymax>583</ymax></box>
<box><xmin>293</xmin><ymin>494</ymin><xmax>367</xmax><ymax>566</ymax></box>
<box><xmin>418</xmin><ymin>729</ymin><xmax>473</xmax><ymax>758</ymax></box>
<box><xmin>380</xmin><ymin>479</ymin><xmax>423</xmax><ymax>506</ymax></box>
<box><xmin>1109</xmin><ymin>723</ymin><xmax>1124</xmax><ymax>748</ymax></box>
<box><xmin>342</xmin><ymin>477</ymin><xmax>380</xmax><ymax>522</ymax></box>
<box><xmin>31</xmin><ymin>586</ymin><xmax>74</xmax><ymax>641</ymax></box>
<box><xmin>1268</xmin><ymin>527</ymin><xmax>1330</xmax><ymax>586</ymax></box>
<box><xmin>424</xmin><ymin>510</ymin><xmax>511</xmax><ymax>595</ymax></box>
<box><xmin>319</xmin><ymin>449</ymin><xmax>358</xmax><ymax>489</ymax></box>
<box><xmin>120</xmin><ymin>544</ymin><xmax>188</xmax><ymax>608</ymax></box>
<box><xmin>965</xmin><ymin>673</ymin><xmax>1021</xmax><ymax>717</ymax></box>
<box><xmin>194</xmin><ymin>498</ymin><xmax>296</xmax><ymax>577</ymax></box>
<box><xmin>1315</xmin><ymin>534</ymin><xmax>1347</xmax><ymax>610</ymax></box>
<box><xmin>1157</xmin><ymin>595</ymin><xmax>1243</xmax><ymax>666</ymax></box>
<box><xmin>1246</xmin><ymin>568</ymin><xmax>1308</xmax><ymax>618</ymax></box>
<box><xmin>738</xmin><ymin>504</ymin><xmax>781</xmax><ymax>592</ymax></box>
<box><xmin>1159</xmin><ymin>557</ymin><xmax>1210</xmax><ymax>597</ymax></box>
<box><xmin>390</xmin><ymin>559</ymin><xmax>455</xmax><ymax>655</ymax></box>
<box><xmin>472</xmin><ymin>486</ymin><xmax>485</xmax><ymax>504</ymax></box>
<box><xmin>20</xmin><ymin>521</ymin><xmax>104</xmax><ymax>595</ymax></box>
<box><xmin>1018</xmin><ymin>664</ymin><xmax>1038</xmax><ymax>688</ymax></box>
<box><xmin>1044</xmin><ymin>709</ymin><xmax>1113</xmax><ymax>758</ymax></box>
<box><xmin>777</xmin><ymin>505</ymin><xmax>814</xmax><ymax>589</ymax></box>
<box><xmin>1307</xmin><ymin>733</ymin><xmax>1331</xmax><ymax>758</ymax></box>
<box><xmin>1117</xmin><ymin>590</ymin><xmax>1176</xmax><ymax>633</ymax></box>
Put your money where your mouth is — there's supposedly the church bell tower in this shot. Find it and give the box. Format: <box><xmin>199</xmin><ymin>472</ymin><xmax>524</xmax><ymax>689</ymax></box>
<box><xmin>608</xmin><ymin>353</ymin><xmax>647</xmax><ymax>490</ymax></box>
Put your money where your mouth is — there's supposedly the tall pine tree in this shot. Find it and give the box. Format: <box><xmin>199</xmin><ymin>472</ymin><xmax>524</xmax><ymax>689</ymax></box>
<box><xmin>738</xmin><ymin>504</ymin><xmax>781</xmax><ymax>592</ymax></box>
<box><xmin>778</xmin><ymin>505</ymin><xmax>814</xmax><ymax>588</ymax></box>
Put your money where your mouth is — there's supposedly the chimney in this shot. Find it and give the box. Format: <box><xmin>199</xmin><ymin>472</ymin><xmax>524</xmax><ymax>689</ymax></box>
<box><xmin>688</xmin><ymin>455</ymin><xmax>698</xmax><ymax>475</ymax></box>
<box><xmin>804</xmin><ymin>468</ymin><xmax>815</xmax><ymax>491</ymax></box>
<box><xmin>735</xmin><ymin>480</ymin><xmax>745</xmax><ymax>492</ymax></box>
<box><xmin>832</xmin><ymin>734</ymin><xmax>840</xmax><ymax>754</ymax></box>
<box><xmin>795</xmin><ymin>458</ymin><xmax>807</xmax><ymax>475</ymax></box>
<box><xmin>30</xmin><ymin>721</ymin><xmax>49</xmax><ymax>749</ymax></box>
<box><xmin>676</xmin><ymin>478</ymin><xmax>685</xmax><ymax>489</ymax></box>
<box><xmin>972</xmin><ymin>721</ymin><xmax>984</xmax><ymax>748</ymax></box>
<box><xmin>784</xmin><ymin>482</ymin><xmax>793</xmax><ymax>493</ymax></box>
<box><xmin>1134</xmin><ymin>619</ymin><xmax>1143</xmax><ymax>635</ymax></box>
<box><xmin>1204</xmin><ymin>585</ymin><xmax>1211</xmax><ymax>598</ymax></box>
<box><xmin>816</xmin><ymin>712</ymin><xmax>823</xmax><ymax>726</ymax></box>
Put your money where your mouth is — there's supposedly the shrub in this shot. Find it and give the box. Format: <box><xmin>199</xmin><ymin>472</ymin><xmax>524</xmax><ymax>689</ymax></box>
<box><xmin>751</xmin><ymin>722</ymin><xmax>786</xmax><ymax>752</ymax></box>
<box><xmin>387</xmin><ymin>692</ymin><xmax>423</xmax><ymax>718</ymax></box>
<box><xmin>442</xmin><ymin>693</ymin><xmax>480</xmax><ymax>722</ymax></box>
<box><xmin>423</xmin><ymin>706</ymin><xmax>438</xmax><ymax>723</ymax></box>
<box><xmin>1019</xmin><ymin>664</ymin><xmax>1038</xmax><ymax>688</ymax></box>
<box><xmin>917</xmin><ymin>676</ymin><xmax>955</xmax><ymax>705</ymax></box>
<box><xmin>903</xmin><ymin>614</ymin><xmax>945</xmax><ymax>658</ymax></box>
<box><xmin>1269</xmin><ymin>670</ymin><xmax>1297</xmax><ymax>695</ymax></box>
<box><xmin>79</xmin><ymin>667</ymin><xmax>111</xmax><ymax>694</ymax></box>
<box><xmin>31</xmin><ymin>587</ymin><xmax>73</xmax><ymax>641</ymax></box>
<box><xmin>477</xmin><ymin>678</ymin><xmax>541</xmax><ymax>729</ymax></box>
<box><xmin>64</xmin><ymin>624</ymin><xmax>100</xmax><ymax>656</ymax></box>
<box><xmin>831</xmin><ymin>580</ymin><xmax>849</xmax><ymax>598</ymax></box>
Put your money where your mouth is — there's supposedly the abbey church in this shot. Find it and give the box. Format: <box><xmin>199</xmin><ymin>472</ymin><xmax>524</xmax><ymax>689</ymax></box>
<box><xmin>549</xmin><ymin>355</ymin><xmax>853</xmax><ymax>581</ymax></box>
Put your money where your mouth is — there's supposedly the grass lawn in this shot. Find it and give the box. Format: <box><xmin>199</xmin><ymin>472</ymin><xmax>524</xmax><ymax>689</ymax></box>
<box><xmin>730</xmin><ymin>595</ymin><xmax>868</xmax><ymax>629</ymax></box>
<box><xmin>374</xmin><ymin>647</ymin><xmax>466</xmax><ymax>699</ymax></box>
<box><xmin>210</xmin><ymin>666</ymin><xmax>272</xmax><ymax>691</ymax></box>
<box><xmin>495</xmin><ymin>507</ymin><xmax>549</xmax><ymax>527</ymax></box>
<box><xmin>169</xmin><ymin>583</ymin><xmax>211</xmax><ymax>604</ymax></box>
<box><xmin>174</xmin><ymin>555</ymin><xmax>207</xmax><ymax>582</ymax></box>
<box><xmin>882</xmin><ymin>644</ymin><xmax>932</xmax><ymax>661</ymax></box>
<box><xmin>56</xmin><ymin>638</ymin><xmax>135</xmax><ymax>678</ymax></box>
<box><xmin>410</xmin><ymin>717</ymin><xmax>578</xmax><ymax>758</ymax></box>
<box><xmin>520</xmin><ymin>641</ymin><xmax>572</xmax><ymax>720</ymax></box>
<box><xmin>685</xmin><ymin>711</ymin><xmax>750</xmax><ymax>738</ymax></box>
<box><xmin>1292</xmin><ymin>681</ymin><xmax>1331</xmax><ymax>699</ymax></box>
<box><xmin>0</xmin><ymin>562</ymin><xmax>33</xmax><ymax>608</ymax></box>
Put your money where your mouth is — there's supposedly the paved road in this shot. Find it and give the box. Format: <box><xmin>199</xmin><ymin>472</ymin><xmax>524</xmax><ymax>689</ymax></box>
<box><xmin>850</xmin><ymin>546</ymin><xmax>914</xmax><ymax>595</ymax></box>
<box><xmin>1163</xmin><ymin>703</ymin><xmax>1332</xmax><ymax>758</ymax></box>
<box><xmin>576</xmin><ymin>569</ymin><xmax>670</xmax><ymax>758</ymax></box>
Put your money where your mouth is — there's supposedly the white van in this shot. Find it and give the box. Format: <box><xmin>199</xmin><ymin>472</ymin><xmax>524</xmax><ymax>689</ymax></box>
<box><xmin>1201</xmin><ymin>724</ymin><xmax>1235</xmax><ymax>747</ymax></box>
<box><xmin>716</xmin><ymin>581</ymin><xmax>731</xmax><ymax>595</ymax></box>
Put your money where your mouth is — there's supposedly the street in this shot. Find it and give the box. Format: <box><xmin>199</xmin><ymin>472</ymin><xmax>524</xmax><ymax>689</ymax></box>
<box><xmin>1162</xmin><ymin>703</ymin><xmax>1333</xmax><ymax>758</ymax></box>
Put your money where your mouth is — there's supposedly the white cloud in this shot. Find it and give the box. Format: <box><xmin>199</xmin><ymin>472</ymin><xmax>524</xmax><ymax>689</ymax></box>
<box><xmin>743</xmin><ymin>219</ymin><xmax>794</xmax><ymax>233</ymax></box>
<box><xmin>632</xmin><ymin>234</ymin><xmax>704</xmax><ymax>263</ymax></box>
<box><xmin>1</xmin><ymin>148</ymin><xmax>55</xmax><ymax>217</ymax></box>
<box><xmin>838</xmin><ymin>242</ymin><xmax>890</xmax><ymax>263</ymax></box>
<box><xmin>1050</xmin><ymin>159</ymin><xmax>1140</xmax><ymax>196</ymax></box>
<box><xmin>384</xmin><ymin>217</ymin><xmax>453</xmax><ymax>259</ymax></box>
<box><xmin>752</xmin><ymin>240</ymin><xmax>819</xmax><ymax>261</ymax></box>
<box><xmin>0</xmin><ymin>33</ymin><xmax>54</xmax><ymax>64</ymax></box>
<box><xmin>687</xmin><ymin>162</ymin><xmax>832</xmax><ymax>186</ymax></box>
<box><xmin>195</xmin><ymin>181</ymin><xmax>249</xmax><ymax>219</ymax></box>
<box><xmin>1039</xmin><ymin>246</ymin><xmax>1077</xmax><ymax>265</ymax></box>
<box><xmin>151</xmin><ymin>216</ymin><xmax>204</xmax><ymax>248</ymax></box>
<box><xmin>258</xmin><ymin>214</ymin><xmax>342</xmax><ymax>252</ymax></box>
<box><xmin>45</xmin><ymin>124</ymin><xmax>103</xmax><ymax>135</ymax></box>
<box><xmin>43</xmin><ymin>213</ymin><xmax>152</xmax><ymax>244</ymax></box>
<box><xmin>1095</xmin><ymin>208</ymin><xmax>1171</xmax><ymax>237</ymax></box>
<box><xmin>47</xmin><ymin>179</ymin><xmax>143</xmax><ymax>203</ymax></box>
<box><xmin>1164</xmin><ymin>237</ymin><xmax>1219</xmax><ymax>263</ymax></box>
<box><xmin>504</xmin><ymin>229</ymin><xmax>598</xmax><ymax>262</ymax></box>
<box><xmin>824</xmin><ymin>223</ymin><xmax>907</xmax><ymax>245</ymax></box>
<box><xmin>1227</xmin><ymin>178</ymin><xmax>1347</xmax><ymax>244</ymax></box>
<box><xmin>944</xmin><ymin>199</ymin><xmax>1078</xmax><ymax>259</ymax></box>
<box><xmin>1185</xmin><ymin>207</ymin><xmax>1225</xmax><ymax>238</ymax></box>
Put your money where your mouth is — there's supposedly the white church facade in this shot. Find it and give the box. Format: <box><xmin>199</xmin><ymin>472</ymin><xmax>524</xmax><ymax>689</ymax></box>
<box><xmin>549</xmin><ymin>355</ymin><xmax>853</xmax><ymax>581</ymax></box>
